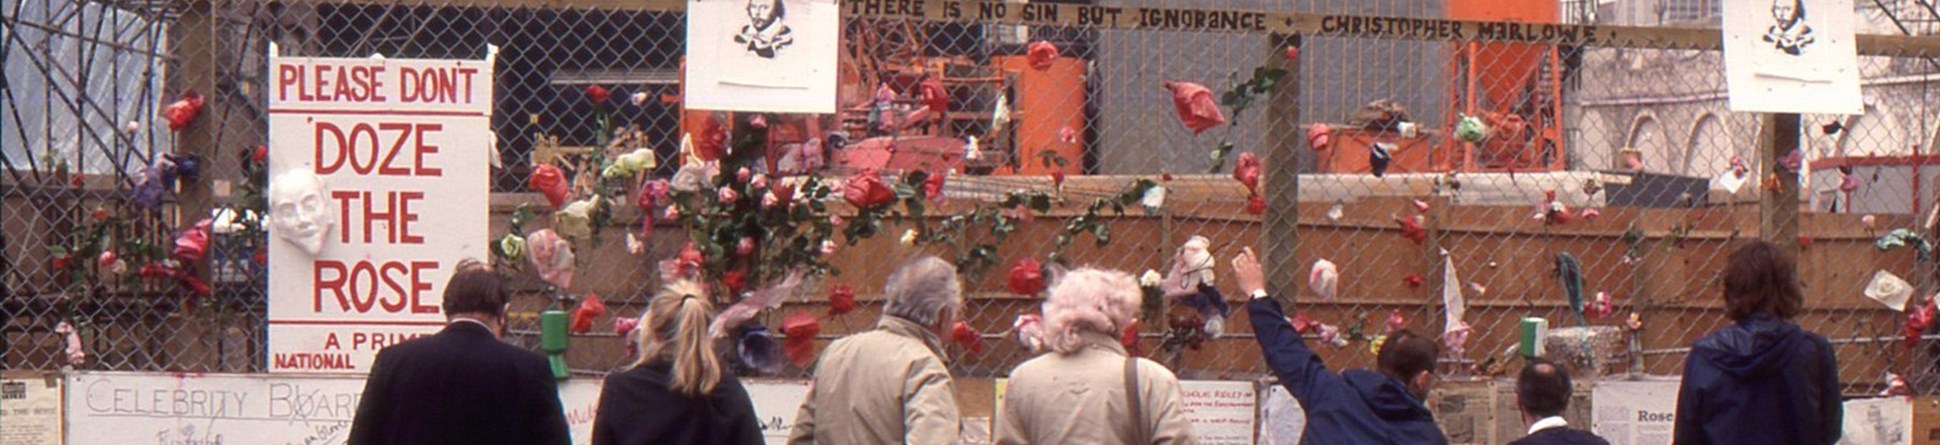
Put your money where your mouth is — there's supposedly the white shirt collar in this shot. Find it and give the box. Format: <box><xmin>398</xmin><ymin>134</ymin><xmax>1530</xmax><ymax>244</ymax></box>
<box><xmin>1528</xmin><ymin>416</ymin><xmax>1569</xmax><ymax>435</ymax></box>
<box><xmin>449</xmin><ymin>318</ymin><xmax>495</xmax><ymax>333</ymax></box>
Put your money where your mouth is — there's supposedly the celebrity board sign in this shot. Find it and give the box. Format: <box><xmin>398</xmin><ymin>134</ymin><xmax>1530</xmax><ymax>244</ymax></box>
<box><xmin>266</xmin><ymin>53</ymin><xmax>493</xmax><ymax>373</ymax></box>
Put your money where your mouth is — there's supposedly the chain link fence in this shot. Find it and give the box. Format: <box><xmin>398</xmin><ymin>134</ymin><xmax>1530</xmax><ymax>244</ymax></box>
<box><xmin>7</xmin><ymin>0</ymin><xmax>1940</xmax><ymax>399</ymax></box>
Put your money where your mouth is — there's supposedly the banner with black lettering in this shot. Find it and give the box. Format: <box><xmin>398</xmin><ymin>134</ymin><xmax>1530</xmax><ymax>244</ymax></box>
<box><xmin>265</xmin><ymin>53</ymin><xmax>493</xmax><ymax>373</ymax></box>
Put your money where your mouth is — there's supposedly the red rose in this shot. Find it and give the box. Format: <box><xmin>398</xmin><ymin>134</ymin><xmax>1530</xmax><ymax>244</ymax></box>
<box><xmin>922</xmin><ymin>172</ymin><xmax>946</xmax><ymax>204</ymax></box>
<box><xmin>1404</xmin><ymin>274</ymin><xmax>1423</xmax><ymax>288</ymax></box>
<box><xmin>139</xmin><ymin>262</ymin><xmax>179</xmax><ymax>279</ymax></box>
<box><xmin>1307</xmin><ymin>123</ymin><xmax>1333</xmax><ymax>151</ymax></box>
<box><xmin>570</xmin><ymin>293</ymin><xmax>607</xmax><ymax>334</ymax></box>
<box><xmin>614</xmin><ymin>317</ymin><xmax>640</xmax><ymax>336</ymax></box>
<box><xmin>1396</xmin><ymin>215</ymin><xmax>1427</xmax><ymax>244</ymax></box>
<box><xmin>252</xmin><ymin>146</ymin><xmax>268</xmax><ymax>164</ymax></box>
<box><xmin>723</xmin><ymin>270</ymin><xmax>746</xmax><ymax>296</ymax></box>
<box><xmin>1289</xmin><ymin>311</ymin><xmax>1317</xmax><ymax>334</ymax></box>
<box><xmin>1233</xmin><ymin>152</ymin><xmax>1261</xmax><ymax>192</ymax></box>
<box><xmin>1026</xmin><ymin>41</ymin><xmax>1060</xmax><ymax>71</ymax></box>
<box><xmin>51</xmin><ymin>254</ymin><xmax>71</xmax><ymax>271</ymax></box>
<box><xmin>584</xmin><ymin>85</ymin><xmax>611</xmax><ymax>104</ymax></box>
<box><xmin>528</xmin><ymin>164</ymin><xmax>570</xmax><ymax>209</ymax></box>
<box><xmin>1163</xmin><ymin>82</ymin><xmax>1226</xmax><ymax>135</ymax></box>
<box><xmin>1385</xmin><ymin>309</ymin><xmax>1408</xmax><ymax>334</ymax></box>
<box><xmin>1120</xmin><ymin>321</ymin><xmax>1142</xmax><ymax>356</ymax></box>
<box><xmin>163</xmin><ymin>91</ymin><xmax>205</xmax><ymax>131</ymax></box>
<box><xmin>1246</xmin><ymin>194</ymin><xmax>1266</xmax><ymax>215</ymax></box>
<box><xmin>180</xmin><ymin>275</ymin><xmax>212</xmax><ymax>296</ymax></box>
<box><xmin>951</xmin><ymin>321</ymin><xmax>985</xmax><ymax>354</ymax></box>
<box><xmin>1284</xmin><ymin>45</ymin><xmax>1300</xmax><ymax>60</ymax></box>
<box><xmin>90</xmin><ymin>207</ymin><xmax>110</xmax><ymax>222</ymax></box>
<box><xmin>1006</xmin><ymin>258</ymin><xmax>1045</xmax><ymax>296</ymax></box>
<box><xmin>827</xmin><ymin>284</ymin><xmax>857</xmax><ymax>316</ymax></box>
<box><xmin>71</xmin><ymin>174</ymin><xmax>86</xmax><ymax>188</ymax></box>
<box><xmin>842</xmin><ymin>170</ymin><xmax>896</xmax><ymax>209</ymax></box>
<box><xmin>782</xmin><ymin>311</ymin><xmax>822</xmax><ymax>367</ymax></box>
<box><xmin>1908</xmin><ymin>301</ymin><xmax>1935</xmax><ymax>349</ymax></box>
<box><xmin>695</xmin><ymin>125</ymin><xmax>727</xmax><ymax>162</ymax></box>
<box><xmin>172</xmin><ymin>219</ymin><xmax>212</xmax><ymax>263</ymax></box>
<box><xmin>252</xmin><ymin>248</ymin><xmax>267</xmax><ymax>265</ymax></box>
<box><xmin>678</xmin><ymin>243</ymin><xmax>704</xmax><ymax>273</ymax></box>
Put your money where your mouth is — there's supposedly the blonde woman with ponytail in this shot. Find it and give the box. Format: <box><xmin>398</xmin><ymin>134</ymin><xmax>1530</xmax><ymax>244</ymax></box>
<box><xmin>591</xmin><ymin>281</ymin><xmax>763</xmax><ymax>445</ymax></box>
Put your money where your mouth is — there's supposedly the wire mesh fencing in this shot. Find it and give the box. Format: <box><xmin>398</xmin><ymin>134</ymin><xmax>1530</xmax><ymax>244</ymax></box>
<box><xmin>6</xmin><ymin>0</ymin><xmax>1940</xmax><ymax>398</ymax></box>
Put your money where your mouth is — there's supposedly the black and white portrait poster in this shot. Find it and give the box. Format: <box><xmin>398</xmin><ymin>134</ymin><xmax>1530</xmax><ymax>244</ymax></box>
<box><xmin>685</xmin><ymin>0</ymin><xmax>838</xmax><ymax>113</ymax></box>
<box><xmin>1723</xmin><ymin>0</ymin><xmax>1862</xmax><ymax>114</ymax></box>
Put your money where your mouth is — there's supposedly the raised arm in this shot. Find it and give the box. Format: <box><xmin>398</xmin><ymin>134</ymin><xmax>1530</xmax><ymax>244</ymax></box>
<box><xmin>1233</xmin><ymin>248</ymin><xmax>1347</xmax><ymax>407</ymax></box>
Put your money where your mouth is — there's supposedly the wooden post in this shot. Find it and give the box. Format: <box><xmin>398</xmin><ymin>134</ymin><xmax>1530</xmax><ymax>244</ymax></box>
<box><xmin>1759</xmin><ymin>113</ymin><xmax>1801</xmax><ymax>255</ymax></box>
<box><xmin>1263</xmin><ymin>34</ymin><xmax>1302</xmax><ymax>300</ymax></box>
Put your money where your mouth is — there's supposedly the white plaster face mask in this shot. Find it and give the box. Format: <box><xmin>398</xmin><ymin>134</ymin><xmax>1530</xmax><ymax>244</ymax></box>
<box><xmin>269</xmin><ymin>170</ymin><xmax>333</xmax><ymax>256</ymax></box>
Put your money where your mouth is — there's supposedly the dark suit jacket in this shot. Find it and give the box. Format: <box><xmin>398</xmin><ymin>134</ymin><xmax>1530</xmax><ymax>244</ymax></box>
<box><xmin>348</xmin><ymin>321</ymin><xmax>571</xmax><ymax>445</ymax></box>
<box><xmin>1509</xmin><ymin>427</ymin><xmax>1612</xmax><ymax>445</ymax></box>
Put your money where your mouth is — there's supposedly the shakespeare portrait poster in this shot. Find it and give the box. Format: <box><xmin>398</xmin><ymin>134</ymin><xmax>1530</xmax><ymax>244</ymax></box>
<box><xmin>685</xmin><ymin>0</ymin><xmax>839</xmax><ymax>113</ymax></box>
<box><xmin>1723</xmin><ymin>0</ymin><xmax>1862</xmax><ymax>114</ymax></box>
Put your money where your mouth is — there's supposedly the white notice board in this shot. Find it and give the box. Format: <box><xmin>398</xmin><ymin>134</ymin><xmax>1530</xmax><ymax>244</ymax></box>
<box><xmin>64</xmin><ymin>371</ymin><xmax>614</xmax><ymax>445</ymax></box>
<box><xmin>1591</xmin><ymin>378</ymin><xmax>1680</xmax><ymax>445</ymax></box>
<box><xmin>1722</xmin><ymin>0</ymin><xmax>1862</xmax><ymax>114</ymax></box>
<box><xmin>1</xmin><ymin>372</ymin><xmax>63</xmax><ymax>445</ymax></box>
<box><xmin>1179</xmin><ymin>380</ymin><xmax>1258</xmax><ymax>445</ymax></box>
<box><xmin>265</xmin><ymin>54</ymin><xmax>494</xmax><ymax>373</ymax></box>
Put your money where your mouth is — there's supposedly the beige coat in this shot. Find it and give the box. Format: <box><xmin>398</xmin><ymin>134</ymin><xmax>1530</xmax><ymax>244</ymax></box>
<box><xmin>995</xmin><ymin>332</ymin><xmax>1197</xmax><ymax>445</ymax></box>
<box><xmin>788</xmin><ymin>317</ymin><xmax>960</xmax><ymax>445</ymax></box>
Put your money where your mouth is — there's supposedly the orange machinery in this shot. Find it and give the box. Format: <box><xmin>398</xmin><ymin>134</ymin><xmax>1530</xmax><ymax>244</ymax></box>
<box><xmin>1446</xmin><ymin>0</ymin><xmax>1568</xmax><ymax>173</ymax></box>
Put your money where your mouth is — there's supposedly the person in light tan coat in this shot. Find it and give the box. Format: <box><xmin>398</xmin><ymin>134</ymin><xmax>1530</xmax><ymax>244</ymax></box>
<box><xmin>787</xmin><ymin>257</ymin><xmax>962</xmax><ymax>445</ymax></box>
<box><xmin>995</xmin><ymin>268</ymin><xmax>1198</xmax><ymax>445</ymax></box>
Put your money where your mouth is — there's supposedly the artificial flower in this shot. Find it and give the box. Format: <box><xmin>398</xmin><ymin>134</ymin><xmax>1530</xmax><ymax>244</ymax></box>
<box><xmin>1027</xmin><ymin>41</ymin><xmax>1060</xmax><ymax>70</ymax></box>
<box><xmin>1163</xmin><ymin>81</ymin><xmax>1226</xmax><ymax>135</ymax></box>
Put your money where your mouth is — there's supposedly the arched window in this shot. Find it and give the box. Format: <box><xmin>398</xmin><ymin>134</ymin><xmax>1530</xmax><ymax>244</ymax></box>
<box><xmin>1625</xmin><ymin>114</ymin><xmax>1679</xmax><ymax>174</ymax></box>
<box><xmin>1685</xmin><ymin>114</ymin><xmax>1730</xmax><ymax>176</ymax></box>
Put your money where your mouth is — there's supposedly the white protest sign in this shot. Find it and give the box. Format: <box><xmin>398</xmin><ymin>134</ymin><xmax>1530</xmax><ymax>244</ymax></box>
<box><xmin>1180</xmin><ymin>380</ymin><xmax>1258</xmax><ymax>445</ymax></box>
<box><xmin>1722</xmin><ymin>0</ymin><xmax>1862</xmax><ymax>114</ymax></box>
<box><xmin>1</xmin><ymin>373</ymin><xmax>63</xmax><ymax>445</ymax></box>
<box><xmin>685</xmin><ymin>0</ymin><xmax>840</xmax><ymax>113</ymax></box>
<box><xmin>1591</xmin><ymin>379</ymin><xmax>1680</xmax><ymax>445</ymax></box>
<box><xmin>266</xmin><ymin>54</ymin><xmax>493</xmax><ymax>373</ymax></box>
<box><xmin>65</xmin><ymin>371</ymin><xmax>610</xmax><ymax>445</ymax></box>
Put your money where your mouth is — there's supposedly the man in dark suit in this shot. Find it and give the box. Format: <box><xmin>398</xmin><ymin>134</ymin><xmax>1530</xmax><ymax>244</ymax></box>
<box><xmin>348</xmin><ymin>259</ymin><xmax>571</xmax><ymax>445</ymax></box>
<box><xmin>1511</xmin><ymin>359</ymin><xmax>1610</xmax><ymax>445</ymax></box>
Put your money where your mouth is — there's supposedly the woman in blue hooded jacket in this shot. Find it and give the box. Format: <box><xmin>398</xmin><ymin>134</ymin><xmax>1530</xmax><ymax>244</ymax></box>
<box><xmin>1673</xmin><ymin>241</ymin><xmax>1840</xmax><ymax>445</ymax></box>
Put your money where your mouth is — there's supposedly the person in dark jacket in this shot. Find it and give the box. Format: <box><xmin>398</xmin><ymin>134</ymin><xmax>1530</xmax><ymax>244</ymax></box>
<box><xmin>1510</xmin><ymin>359</ymin><xmax>1609</xmax><ymax>445</ymax></box>
<box><xmin>1674</xmin><ymin>241</ymin><xmax>1841</xmax><ymax>445</ymax></box>
<box><xmin>592</xmin><ymin>280</ymin><xmax>764</xmax><ymax>445</ymax></box>
<box><xmin>1233</xmin><ymin>248</ymin><xmax>1449</xmax><ymax>445</ymax></box>
<box><xmin>348</xmin><ymin>260</ymin><xmax>571</xmax><ymax>445</ymax></box>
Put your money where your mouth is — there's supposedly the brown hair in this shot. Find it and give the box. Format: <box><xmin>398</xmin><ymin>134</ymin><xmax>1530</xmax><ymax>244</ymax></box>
<box><xmin>1722</xmin><ymin>241</ymin><xmax>1803</xmax><ymax>321</ymax></box>
<box><xmin>441</xmin><ymin>259</ymin><xmax>508</xmax><ymax>317</ymax></box>
<box><xmin>1377</xmin><ymin>329</ymin><xmax>1439</xmax><ymax>380</ymax></box>
<box><xmin>630</xmin><ymin>281</ymin><xmax>723</xmax><ymax>396</ymax></box>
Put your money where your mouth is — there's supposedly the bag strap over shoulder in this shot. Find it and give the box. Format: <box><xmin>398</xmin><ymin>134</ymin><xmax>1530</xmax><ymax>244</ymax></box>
<box><xmin>1124</xmin><ymin>356</ymin><xmax>1148</xmax><ymax>444</ymax></box>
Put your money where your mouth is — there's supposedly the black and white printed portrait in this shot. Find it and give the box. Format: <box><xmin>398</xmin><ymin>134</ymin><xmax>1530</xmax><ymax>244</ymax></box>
<box><xmin>1763</xmin><ymin>0</ymin><xmax>1816</xmax><ymax>55</ymax></box>
<box><xmin>735</xmin><ymin>0</ymin><xmax>794</xmax><ymax>58</ymax></box>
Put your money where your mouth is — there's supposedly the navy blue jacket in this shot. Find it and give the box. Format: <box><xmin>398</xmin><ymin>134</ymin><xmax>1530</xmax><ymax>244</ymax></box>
<box><xmin>1673</xmin><ymin>314</ymin><xmax>1841</xmax><ymax>445</ymax></box>
<box><xmin>1248</xmin><ymin>297</ymin><xmax>1448</xmax><ymax>445</ymax></box>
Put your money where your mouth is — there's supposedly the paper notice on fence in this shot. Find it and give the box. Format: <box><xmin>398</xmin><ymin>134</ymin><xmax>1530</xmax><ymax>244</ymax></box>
<box><xmin>264</xmin><ymin>54</ymin><xmax>494</xmax><ymax>373</ymax></box>
<box><xmin>1179</xmin><ymin>380</ymin><xmax>1257</xmax><ymax>444</ymax></box>
<box><xmin>1</xmin><ymin>372</ymin><xmax>62</xmax><ymax>445</ymax></box>
<box><xmin>1258</xmin><ymin>384</ymin><xmax>1306</xmax><ymax>445</ymax></box>
<box><xmin>1721</xmin><ymin>0</ymin><xmax>1862</xmax><ymax>114</ymax></box>
<box><xmin>685</xmin><ymin>0</ymin><xmax>839</xmax><ymax>113</ymax></box>
<box><xmin>1838</xmin><ymin>397</ymin><xmax>1911</xmax><ymax>445</ymax></box>
<box><xmin>746</xmin><ymin>379</ymin><xmax>811</xmax><ymax>445</ymax></box>
<box><xmin>1591</xmin><ymin>379</ymin><xmax>1680</xmax><ymax>445</ymax></box>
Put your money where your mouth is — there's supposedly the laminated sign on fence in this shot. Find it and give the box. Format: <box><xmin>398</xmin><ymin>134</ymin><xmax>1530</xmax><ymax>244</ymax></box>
<box><xmin>265</xmin><ymin>51</ymin><xmax>494</xmax><ymax>373</ymax></box>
